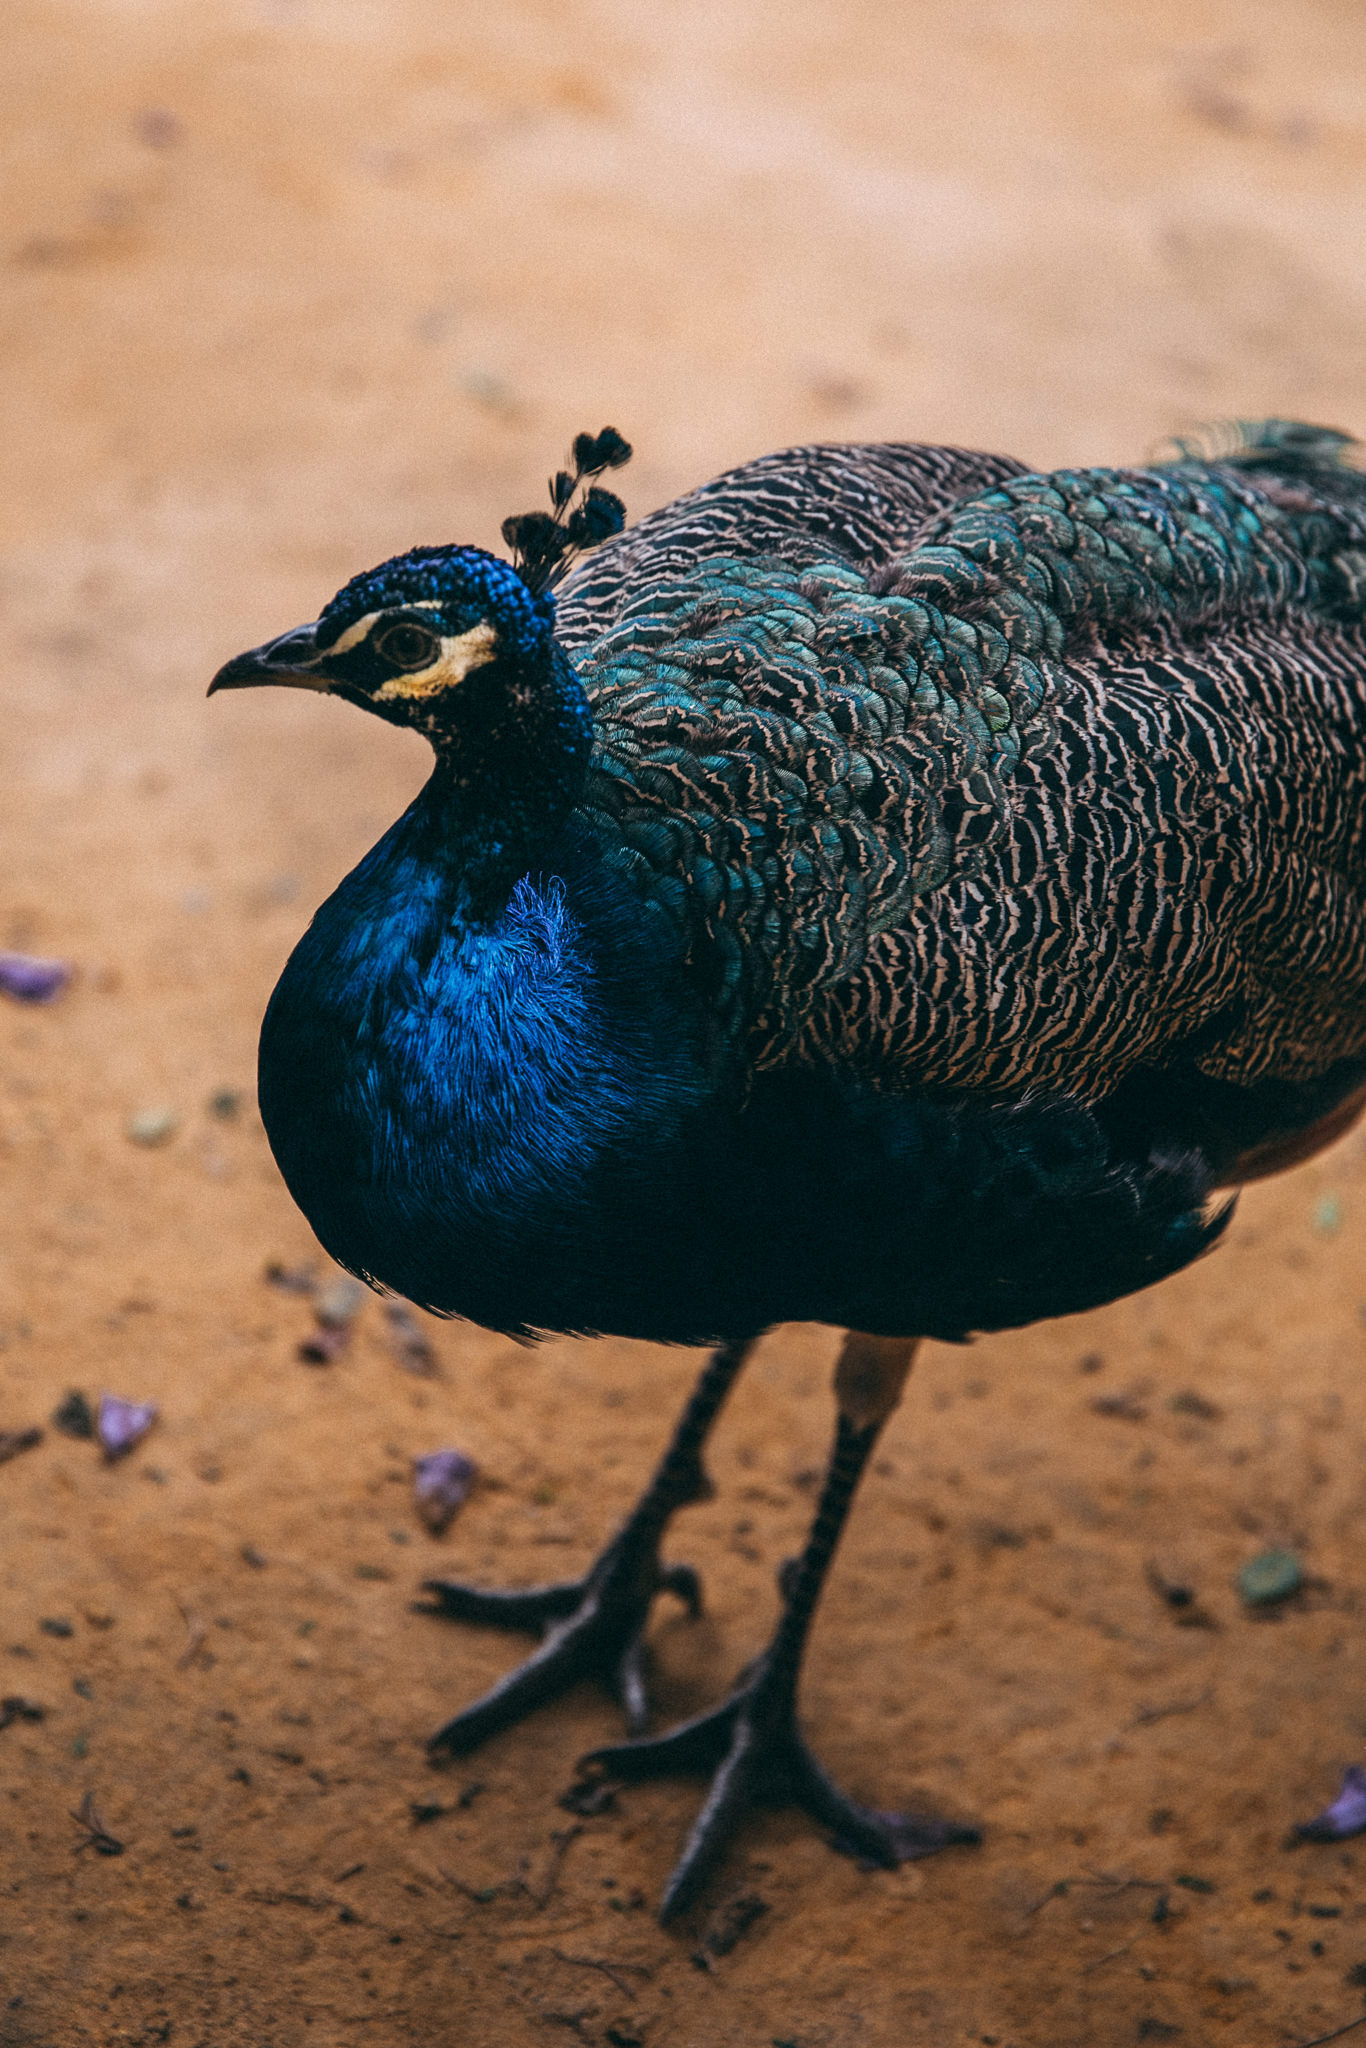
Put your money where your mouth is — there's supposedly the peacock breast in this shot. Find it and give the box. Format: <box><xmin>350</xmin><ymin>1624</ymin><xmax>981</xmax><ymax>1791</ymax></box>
<box><xmin>256</xmin><ymin>828</ymin><xmax>708</xmax><ymax>1329</ymax></box>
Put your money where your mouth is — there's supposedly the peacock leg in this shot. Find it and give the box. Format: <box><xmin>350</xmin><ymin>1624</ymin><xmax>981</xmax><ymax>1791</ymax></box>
<box><xmin>423</xmin><ymin>1336</ymin><xmax>755</xmax><ymax>1755</ymax></box>
<box><xmin>577</xmin><ymin>1333</ymin><xmax>979</xmax><ymax>1922</ymax></box>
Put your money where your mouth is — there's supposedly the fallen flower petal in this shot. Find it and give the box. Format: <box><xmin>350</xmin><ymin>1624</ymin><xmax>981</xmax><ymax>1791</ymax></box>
<box><xmin>1297</xmin><ymin>1765</ymin><xmax>1366</xmax><ymax>1842</ymax></box>
<box><xmin>97</xmin><ymin>1394</ymin><xmax>158</xmax><ymax>1460</ymax></box>
<box><xmin>413</xmin><ymin>1449</ymin><xmax>477</xmax><ymax>1535</ymax></box>
<box><xmin>0</xmin><ymin>952</ymin><xmax>70</xmax><ymax>1003</ymax></box>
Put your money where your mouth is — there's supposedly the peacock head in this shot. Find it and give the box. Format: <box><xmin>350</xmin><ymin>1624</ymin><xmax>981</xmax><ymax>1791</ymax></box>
<box><xmin>209</xmin><ymin>428</ymin><xmax>631</xmax><ymax>743</ymax></box>
<box><xmin>210</xmin><ymin>545</ymin><xmax>558</xmax><ymax>735</ymax></box>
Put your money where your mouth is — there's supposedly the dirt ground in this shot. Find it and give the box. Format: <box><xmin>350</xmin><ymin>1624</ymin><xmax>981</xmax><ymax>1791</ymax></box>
<box><xmin>5</xmin><ymin>2</ymin><xmax>1366</xmax><ymax>2043</ymax></box>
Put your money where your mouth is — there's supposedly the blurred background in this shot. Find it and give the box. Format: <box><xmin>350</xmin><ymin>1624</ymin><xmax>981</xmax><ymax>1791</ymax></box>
<box><xmin>3</xmin><ymin>4</ymin><xmax>1366</xmax><ymax>2044</ymax></box>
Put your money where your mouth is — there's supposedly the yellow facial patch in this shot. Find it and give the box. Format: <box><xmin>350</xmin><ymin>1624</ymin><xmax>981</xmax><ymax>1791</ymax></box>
<box><xmin>373</xmin><ymin>620</ymin><xmax>500</xmax><ymax>701</ymax></box>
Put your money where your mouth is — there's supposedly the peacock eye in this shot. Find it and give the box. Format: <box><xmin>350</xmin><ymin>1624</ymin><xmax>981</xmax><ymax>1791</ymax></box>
<box><xmin>374</xmin><ymin>620</ymin><xmax>440</xmax><ymax>670</ymax></box>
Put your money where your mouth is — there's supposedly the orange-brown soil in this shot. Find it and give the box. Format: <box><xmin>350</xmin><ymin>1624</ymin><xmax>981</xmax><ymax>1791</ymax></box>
<box><xmin>4</xmin><ymin>5</ymin><xmax>1366</xmax><ymax>2043</ymax></box>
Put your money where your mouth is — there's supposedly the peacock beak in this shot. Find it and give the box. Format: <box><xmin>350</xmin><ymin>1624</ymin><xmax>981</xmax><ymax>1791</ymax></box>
<box><xmin>208</xmin><ymin>622</ymin><xmax>331</xmax><ymax>694</ymax></box>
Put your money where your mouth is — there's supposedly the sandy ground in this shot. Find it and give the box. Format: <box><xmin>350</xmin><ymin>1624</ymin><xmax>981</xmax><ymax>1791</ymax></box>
<box><xmin>4</xmin><ymin>2</ymin><xmax>1366</xmax><ymax>2042</ymax></box>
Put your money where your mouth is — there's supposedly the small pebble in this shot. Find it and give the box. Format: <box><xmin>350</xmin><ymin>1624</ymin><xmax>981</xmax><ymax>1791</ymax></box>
<box><xmin>413</xmin><ymin>1449</ymin><xmax>477</xmax><ymax>1535</ymax></box>
<box><xmin>298</xmin><ymin>1325</ymin><xmax>351</xmax><ymax>1366</ymax></box>
<box><xmin>1091</xmin><ymin>1386</ymin><xmax>1149</xmax><ymax>1421</ymax></box>
<box><xmin>97</xmin><ymin>1394</ymin><xmax>158</xmax><ymax>1460</ymax></box>
<box><xmin>384</xmin><ymin>1300</ymin><xmax>438</xmax><ymax>1376</ymax></box>
<box><xmin>1313</xmin><ymin>1194</ymin><xmax>1343</xmax><ymax>1237</ymax></box>
<box><xmin>0</xmin><ymin>952</ymin><xmax>69</xmax><ymax>1004</ymax></box>
<box><xmin>208</xmin><ymin>1089</ymin><xmax>242</xmax><ymax>1120</ymax></box>
<box><xmin>263</xmin><ymin>1259</ymin><xmax>317</xmax><ymax>1295</ymax></box>
<box><xmin>126</xmin><ymin>1107</ymin><xmax>178</xmax><ymax>1147</ymax></box>
<box><xmin>0</xmin><ymin>1428</ymin><xmax>42</xmax><ymax>1466</ymax></box>
<box><xmin>297</xmin><ymin>1275</ymin><xmax>367</xmax><ymax>1363</ymax></box>
<box><xmin>135</xmin><ymin>106</ymin><xmax>183</xmax><ymax>151</ymax></box>
<box><xmin>1169</xmin><ymin>1389</ymin><xmax>1222</xmax><ymax>1420</ymax></box>
<box><xmin>459</xmin><ymin>367</ymin><xmax>515</xmax><ymax>412</ymax></box>
<box><xmin>1237</xmin><ymin>1548</ymin><xmax>1302</xmax><ymax>1607</ymax></box>
<box><xmin>314</xmin><ymin>1278</ymin><xmax>366</xmax><ymax>1328</ymax></box>
<box><xmin>0</xmin><ymin>1696</ymin><xmax>45</xmax><ymax>1729</ymax></box>
<box><xmin>1297</xmin><ymin>1764</ymin><xmax>1366</xmax><ymax>1843</ymax></box>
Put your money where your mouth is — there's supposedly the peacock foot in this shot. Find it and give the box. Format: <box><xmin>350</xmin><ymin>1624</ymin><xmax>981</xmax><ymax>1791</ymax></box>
<box><xmin>418</xmin><ymin>1528</ymin><xmax>703</xmax><ymax>1756</ymax></box>
<box><xmin>576</xmin><ymin>1652</ymin><xmax>980</xmax><ymax>1922</ymax></box>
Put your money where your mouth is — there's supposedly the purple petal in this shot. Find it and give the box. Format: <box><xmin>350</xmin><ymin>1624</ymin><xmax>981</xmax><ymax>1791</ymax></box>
<box><xmin>1297</xmin><ymin>1764</ymin><xmax>1366</xmax><ymax>1842</ymax></box>
<box><xmin>413</xmin><ymin>1449</ymin><xmax>477</xmax><ymax>1534</ymax></box>
<box><xmin>97</xmin><ymin>1394</ymin><xmax>158</xmax><ymax>1460</ymax></box>
<box><xmin>0</xmin><ymin>952</ymin><xmax>70</xmax><ymax>1004</ymax></box>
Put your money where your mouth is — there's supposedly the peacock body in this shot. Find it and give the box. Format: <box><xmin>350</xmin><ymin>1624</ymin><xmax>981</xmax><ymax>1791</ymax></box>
<box><xmin>248</xmin><ymin>428</ymin><xmax>1366</xmax><ymax>1344</ymax></box>
<box><xmin>214</xmin><ymin>421</ymin><xmax>1366</xmax><ymax>1916</ymax></box>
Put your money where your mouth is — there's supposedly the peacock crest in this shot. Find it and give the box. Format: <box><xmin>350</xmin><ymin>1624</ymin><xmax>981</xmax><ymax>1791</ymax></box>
<box><xmin>501</xmin><ymin>427</ymin><xmax>633</xmax><ymax>595</ymax></box>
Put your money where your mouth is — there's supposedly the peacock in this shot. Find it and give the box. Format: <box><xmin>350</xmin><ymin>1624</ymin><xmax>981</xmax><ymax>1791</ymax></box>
<box><xmin>211</xmin><ymin>420</ymin><xmax>1366</xmax><ymax>1920</ymax></box>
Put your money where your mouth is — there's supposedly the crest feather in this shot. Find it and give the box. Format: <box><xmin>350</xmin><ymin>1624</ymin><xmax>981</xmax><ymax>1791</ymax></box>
<box><xmin>502</xmin><ymin>427</ymin><xmax>633</xmax><ymax>595</ymax></box>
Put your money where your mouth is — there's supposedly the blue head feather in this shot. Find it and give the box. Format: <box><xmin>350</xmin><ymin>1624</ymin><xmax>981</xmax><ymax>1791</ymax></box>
<box><xmin>315</xmin><ymin>545</ymin><xmax>557</xmax><ymax>664</ymax></box>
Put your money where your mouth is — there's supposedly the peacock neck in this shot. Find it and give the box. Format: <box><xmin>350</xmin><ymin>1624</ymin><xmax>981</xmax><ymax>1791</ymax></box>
<box><xmin>412</xmin><ymin>637</ymin><xmax>595</xmax><ymax>925</ymax></box>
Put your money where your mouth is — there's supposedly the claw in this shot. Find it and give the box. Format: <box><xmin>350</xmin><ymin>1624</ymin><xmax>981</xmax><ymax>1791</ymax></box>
<box><xmin>415</xmin><ymin>1578</ymin><xmax>582</xmax><ymax>1629</ymax></box>
<box><xmin>582</xmin><ymin>1695</ymin><xmax>740</xmax><ymax>1783</ymax></box>
<box><xmin>657</xmin><ymin>1561</ymin><xmax>704</xmax><ymax>1619</ymax></box>
<box><xmin>614</xmin><ymin>1634</ymin><xmax>651</xmax><ymax>1738</ymax></box>
<box><xmin>578</xmin><ymin>1662</ymin><xmax>977</xmax><ymax>1922</ymax></box>
<box><xmin>420</xmin><ymin>1536</ymin><xmax>709</xmax><ymax>1757</ymax></box>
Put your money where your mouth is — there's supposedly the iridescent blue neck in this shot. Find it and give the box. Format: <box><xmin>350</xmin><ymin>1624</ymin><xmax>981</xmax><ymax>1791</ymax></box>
<box><xmin>415</xmin><ymin>635</ymin><xmax>595</xmax><ymax>924</ymax></box>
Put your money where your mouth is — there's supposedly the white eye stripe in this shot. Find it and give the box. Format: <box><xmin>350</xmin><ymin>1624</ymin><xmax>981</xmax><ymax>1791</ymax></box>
<box><xmin>325</xmin><ymin>600</ymin><xmax>445</xmax><ymax>657</ymax></box>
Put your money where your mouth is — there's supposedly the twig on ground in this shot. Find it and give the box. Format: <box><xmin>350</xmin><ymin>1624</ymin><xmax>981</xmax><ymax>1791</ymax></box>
<box><xmin>523</xmin><ymin>1824</ymin><xmax>583</xmax><ymax>1909</ymax></box>
<box><xmin>1129</xmin><ymin>1687</ymin><xmax>1212</xmax><ymax>1728</ymax></box>
<box><xmin>1019</xmin><ymin>1878</ymin><xmax>1073</xmax><ymax>1921</ymax></box>
<box><xmin>1295</xmin><ymin>2015</ymin><xmax>1366</xmax><ymax>2048</ymax></box>
<box><xmin>550</xmin><ymin>1950</ymin><xmax>652</xmax><ymax>1999</ymax></box>
<box><xmin>436</xmin><ymin>1864</ymin><xmax>504</xmax><ymax>1905</ymax></box>
<box><xmin>1081</xmin><ymin>1938</ymin><xmax>1138</xmax><ymax>1975</ymax></box>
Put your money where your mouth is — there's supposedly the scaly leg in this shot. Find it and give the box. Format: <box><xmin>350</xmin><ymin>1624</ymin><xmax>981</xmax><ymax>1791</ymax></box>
<box><xmin>577</xmin><ymin>1333</ymin><xmax>979</xmax><ymax>1921</ymax></box>
<box><xmin>422</xmin><ymin>1336</ymin><xmax>755</xmax><ymax>1754</ymax></box>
